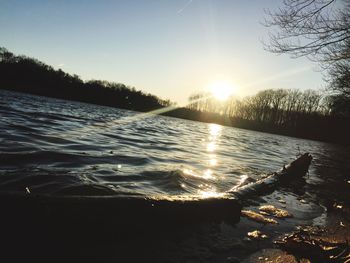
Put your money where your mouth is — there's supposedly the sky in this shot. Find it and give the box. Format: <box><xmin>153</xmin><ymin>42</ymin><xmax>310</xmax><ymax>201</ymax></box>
<box><xmin>0</xmin><ymin>0</ymin><xmax>325</xmax><ymax>105</ymax></box>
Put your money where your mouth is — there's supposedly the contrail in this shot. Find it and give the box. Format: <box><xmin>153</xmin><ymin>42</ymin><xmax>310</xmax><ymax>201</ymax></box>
<box><xmin>177</xmin><ymin>0</ymin><xmax>193</xmax><ymax>14</ymax></box>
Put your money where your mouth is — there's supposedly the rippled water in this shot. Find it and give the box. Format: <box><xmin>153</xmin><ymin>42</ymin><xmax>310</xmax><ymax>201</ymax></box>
<box><xmin>0</xmin><ymin>89</ymin><xmax>349</xmax><ymax>200</ymax></box>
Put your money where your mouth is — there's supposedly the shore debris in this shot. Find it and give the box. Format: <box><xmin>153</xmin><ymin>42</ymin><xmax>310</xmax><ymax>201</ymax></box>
<box><xmin>242</xmin><ymin>248</ymin><xmax>298</xmax><ymax>263</ymax></box>
<box><xmin>278</xmin><ymin>198</ymin><xmax>286</xmax><ymax>204</ymax></box>
<box><xmin>299</xmin><ymin>199</ymin><xmax>307</xmax><ymax>204</ymax></box>
<box><xmin>275</xmin><ymin>227</ymin><xmax>350</xmax><ymax>262</ymax></box>
<box><xmin>247</xmin><ymin>230</ymin><xmax>268</xmax><ymax>240</ymax></box>
<box><xmin>259</xmin><ymin>205</ymin><xmax>293</xmax><ymax>218</ymax></box>
<box><xmin>334</xmin><ymin>204</ymin><xmax>343</xmax><ymax>209</ymax></box>
<box><xmin>241</xmin><ymin>210</ymin><xmax>278</xmax><ymax>224</ymax></box>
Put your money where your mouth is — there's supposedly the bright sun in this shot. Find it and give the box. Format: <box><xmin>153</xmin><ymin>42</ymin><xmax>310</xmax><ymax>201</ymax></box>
<box><xmin>209</xmin><ymin>81</ymin><xmax>235</xmax><ymax>101</ymax></box>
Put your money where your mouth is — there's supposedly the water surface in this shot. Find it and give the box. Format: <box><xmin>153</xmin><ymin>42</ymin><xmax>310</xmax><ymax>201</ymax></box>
<box><xmin>0</xmin><ymin>90</ymin><xmax>348</xmax><ymax>201</ymax></box>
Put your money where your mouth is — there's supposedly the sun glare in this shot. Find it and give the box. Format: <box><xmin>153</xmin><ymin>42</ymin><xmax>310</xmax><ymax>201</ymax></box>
<box><xmin>209</xmin><ymin>81</ymin><xmax>235</xmax><ymax>101</ymax></box>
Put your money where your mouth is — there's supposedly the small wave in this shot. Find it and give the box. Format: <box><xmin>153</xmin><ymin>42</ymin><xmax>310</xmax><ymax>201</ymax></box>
<box><xmin>0</xmin><ymin>151</ymin><xmax>89</xmax><ymax>166</ymax></box>
<box><xmin>0</xmin><ymin>90</ymin><xmax>345</xmax><ymax>201</ymax></box>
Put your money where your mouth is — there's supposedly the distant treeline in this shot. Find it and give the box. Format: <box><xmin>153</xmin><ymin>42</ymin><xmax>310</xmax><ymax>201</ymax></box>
<box><xmin>184</xmin><ymin>90</ymin><xmax>350</xmax><ymax>143</ymax></box>
<box><xmin>1</xmin><ymin>47</ymin><xmax>349</xmax><ymax>144</ymax></box>
<box><xmin>0</xmin><ymin>47</ymin><xmax>173</xmax><ymax>112</ymax></box>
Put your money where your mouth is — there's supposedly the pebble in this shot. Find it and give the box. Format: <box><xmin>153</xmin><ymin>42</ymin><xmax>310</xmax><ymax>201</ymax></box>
<box><xmin>259</xmin><ymin>205</ymin><xmax>293</xmax><ymax>218</ymax></box>
<box><xmin>241</xmin><ymin>210</ymin><xmax>278</xmax><ymax>224</ymax></box>
<box><xmin>242</xmin><ymin>249</ymin><xmax>298</xmax><ymax>263</ymax></box>
<box><xmin>247</xmin><ymin>230</ymin><xmax>268</xmax><ymax>240</ymax></box>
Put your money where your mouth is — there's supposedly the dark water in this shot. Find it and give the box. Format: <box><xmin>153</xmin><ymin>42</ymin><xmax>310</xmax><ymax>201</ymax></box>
<box><xmin>0</xmin><ymin>89</ymin><xmax>349</xmax><ymax>200</ymax></box>
<box><xmin>1</xmin><ymin>90</ymin><xmax>350</xmax><ymax>262</ymax></box>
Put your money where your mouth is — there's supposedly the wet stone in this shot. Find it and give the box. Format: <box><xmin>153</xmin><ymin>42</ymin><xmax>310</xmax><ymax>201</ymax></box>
<box><xmin>278</xmin><ymin>199</ymin><xmax>286</xmax><ymax>204</ymax></box>
<box><xmin>247</xmin><ymin>230</ymin><xmax>268</xmax><ymax>240</ymax></box>
<box><xmin>241</xmin><ymin>210</ymin><xmax>278</xmax><ymax>224</ymax></box>
<box><xmin>259</xmin><ymin>205</ymin><xmax>293</xmax><ymax>218</ymax></box>
<box><xmin>242</xmin><ymin>249</ymin><xmax>298</xmax><ymax>263</ymax></box>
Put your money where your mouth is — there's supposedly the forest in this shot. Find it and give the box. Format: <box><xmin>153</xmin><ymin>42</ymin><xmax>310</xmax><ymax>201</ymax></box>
<box><xmin>183</xmin><ymin>89</ymin><xmax>349</xmax><ymax>143</ymax></box>
<box><xmin>0</xmin><ymin>47</ymin><xmax>173</xmax><ymax>112</ymax></box>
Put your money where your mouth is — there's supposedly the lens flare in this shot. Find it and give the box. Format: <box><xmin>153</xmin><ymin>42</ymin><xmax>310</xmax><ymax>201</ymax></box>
<box><xmin>209</xmin><ymin>81</ymin><xmax>235</xmax><ymax>101</ymax></box>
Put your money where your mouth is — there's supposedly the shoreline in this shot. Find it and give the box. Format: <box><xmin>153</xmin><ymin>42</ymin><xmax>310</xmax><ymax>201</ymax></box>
<box><xmin>1</xmin><ymin>88</ymin><xmax>349</xmax><ymax>146</ymax></box>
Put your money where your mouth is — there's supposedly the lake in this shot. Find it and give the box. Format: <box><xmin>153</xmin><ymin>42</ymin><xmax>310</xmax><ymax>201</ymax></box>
<box><xmin>0</xmin><ymin>89</ymin><xmax>349</xmax><ymax>262</ymax></box>
<box><xmin>1</xmin><ymin>89</ymin><xmax>345</xmax><ymax>197</ymax></box>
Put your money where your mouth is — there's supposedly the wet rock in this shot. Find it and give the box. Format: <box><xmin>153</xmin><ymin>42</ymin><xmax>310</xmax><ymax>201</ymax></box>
<box><xmin>259</xmin><ymin>211</ymin><xmax>269</xmax><ymax>216</ymax></box>
<box><xmin>275</xmin><ymin>226</ymin><xmax>350</xmax><ymax>262</ymax></box>
<box><xmin>278</xmin><ymin>198</ymin><xmax>286</xmax><ymax>204</ymax></box>
<box><xmin>299</xmin><ymin>199</ymin><xmax>307</xmax><ymax>204</ymax></box>
<box><xmin>241</xmin><ymin>210</ymin><xmax>278</xmax><ymax>224</ymax></box>
<box><xmin>242</xmin><ymin>249</ymin><xmax>298</xmax><ymax>263</ymax></box>
<box><xmin>259</xmin><ymin>205</ymin><xmax>293</xmax><ymax>218</ymax></box>
<box><xmin>247</xmin><ymin>230</ymin><xmax>268</xmax><ymax>240</ymax></box>
<box><xmin>333</xmin><ymin>203</ymin><xmax>343</xmax><ymax>210</ymax></box>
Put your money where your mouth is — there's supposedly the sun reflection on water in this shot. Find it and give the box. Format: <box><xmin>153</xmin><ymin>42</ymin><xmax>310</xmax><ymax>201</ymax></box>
<box><xmin>183</xmin><ymin>168</ymin><xmax>196</xmax><ymax>177</ymax></box>
<box><xmin>203</xmin><ymin>169</ymin><xmax>215</xmax><ymax>180</ymax></box>
<box><xmin>183</xmin><ymin>168</ymin><xmax>217</xmax><ymax>180</ymax></box>
<box><xmin>179</xmin><ymin>123</ymin><xmax>224</xmax><ymax>197</ymax></box>
<box><xmin>229</xmin><ymin>174</ymin><xmax>249</xmax><ymax>192</ymax></box>
<box><xmin>206</xmin><ymin>123</ymin><xmax>222</xmax><ymax>172</ymax></box>
<box><xmin>209</xmin><ymin>123</ymin><xmax>221</xmax><ymax>137</ymax></box>
<box><xmin>209</xmin><ymin>157</ymin><xmax>217</xmax><ymax>166</ymax></box>
<box><xmin>206</xmin><ymin>142</ymin><xmax>216</xmax><ymax>152</ymax></box>
<box><xmin>198</xmin><ymin>189</ymin><xmax>225</xmax><ymax>199</ymax></box>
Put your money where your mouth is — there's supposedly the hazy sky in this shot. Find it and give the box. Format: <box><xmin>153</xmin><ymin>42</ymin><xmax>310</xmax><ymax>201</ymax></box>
<box><xmin>0</xmin><ymin>0</ymin><xmax>324</xmax><ymax>105</ymax></box>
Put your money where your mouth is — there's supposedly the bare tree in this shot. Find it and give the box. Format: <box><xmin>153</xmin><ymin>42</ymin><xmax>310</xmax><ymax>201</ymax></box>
<box><xmin>263</xmin><ymin>0</ymin><xmax>350</xmax><ymax>64</ymax></box>
<box><xmin>328</xmin><ymin>60</ymin><xmax>350</xmax><ymax>96</ymax></box>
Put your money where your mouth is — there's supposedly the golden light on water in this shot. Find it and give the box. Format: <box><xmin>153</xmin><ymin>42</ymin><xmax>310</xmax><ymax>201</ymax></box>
<box><xmin>198</xmin><ymin>189</ymin><xmax>225</xmax><ymax>199</ymax></box>
<box><xmin>203</xmin><ymin>169</ymin><xmax>215</xmax><ymax>180</ymax></box>
<box><xmin>229</xmin><ymin>174</ymin><xmax>248</xmax><ymax>192</ymax></box>
<box><xmin>203</xmin><ymin>124</ymin><xmax>222</xmax><ymax>180</ymax></box>
<box><xmin>183</xmin><ymin>168</ymin><xmax>196</xmax><ymax>177</ymax></box>
<box><xmin>183</xmin><ymin>168</ymin><xmax>216</xmax><ymax>180</ymax></box>
<box><xmin>206</xmin><ymin>142</ymin><xmax>216</xmax><ymax>152</ymax></box>
<box><xmin>209</xmin><ymin>123</ymin><xmax>221</xmax><ymax>136</ymax></box>
<box><xmin>207</xmin><ymin>123</ymin><xmax>221</xmax><ymax>153</ymax></box>
<box><xmin>209</xmin><ymin>156</ymin><xmax>217</xmax><ymax>166</ymax></box>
